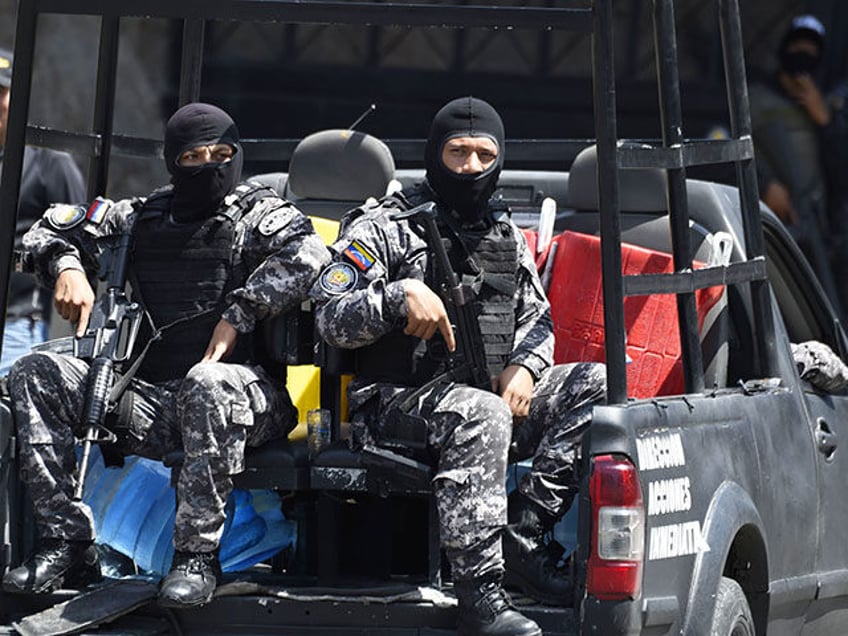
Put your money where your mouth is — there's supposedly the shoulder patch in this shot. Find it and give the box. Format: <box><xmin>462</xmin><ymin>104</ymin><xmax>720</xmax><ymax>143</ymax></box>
<box><xmin>319</xmin><ymin>262</ymin><xmax>359</xmax><ymax>295</ymax></box>
<box><xmin>45</xmin><ymin>203</ymin><xmax>86</xmax><ymax>230</ymax></box>
<box><xmin>257</xmin><ymin>205</ymin><xmax>295</xmax><ymax>236</ymax></box>
<box><xmin>85</xmin><ymin>197</ymin><xmax>113</xmax><ymax>224</ymax></box>
<box><xmin>342</xmin><ymin>239</ymin><xmax>377</xmax><ymax>271</ymax></box>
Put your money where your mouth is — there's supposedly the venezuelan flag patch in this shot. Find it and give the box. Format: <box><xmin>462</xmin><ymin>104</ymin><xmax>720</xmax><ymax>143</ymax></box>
<box><xmin>343</xmin><ymin>240</ymin><xmax>376</xmax><ymax>271</ymax></box>
<box><xmin>85</xmin><ymin>197</ymin><xmax>111</xmax><ymax>224</ymax></box>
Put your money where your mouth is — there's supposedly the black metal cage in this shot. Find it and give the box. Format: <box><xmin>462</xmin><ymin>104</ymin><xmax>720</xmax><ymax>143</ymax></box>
<box><xmin>0</xmin><ymin>0</ymin><xmax>777</xmax><ymax>404</ymax></box>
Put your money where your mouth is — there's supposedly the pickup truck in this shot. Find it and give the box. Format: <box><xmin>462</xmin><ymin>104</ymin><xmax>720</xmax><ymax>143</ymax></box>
<box><xmin>2</xmin><ymin>1</ymin><xmax>848</xmax><ymax>635</ymax></box>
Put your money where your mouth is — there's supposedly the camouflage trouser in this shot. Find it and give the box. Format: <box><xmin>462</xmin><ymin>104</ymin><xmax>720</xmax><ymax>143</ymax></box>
<box><xmin>511</xmin><ymin>362</ymin><xmax>607</xmax><ymax>517</ymax></box>
<box><xmin>364</xmin><ymin>360</ymin><xmax>606</xmax><ymax>582</ymax></box>
<box><xmin>8</xmin><ymin>351</ymin><xmax>296</xmax><ymax>552</ymax></box>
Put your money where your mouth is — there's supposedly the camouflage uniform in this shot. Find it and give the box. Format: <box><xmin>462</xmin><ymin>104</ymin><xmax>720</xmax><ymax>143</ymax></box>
<box><xmin>10</xmin><ymin>187</ymin><xmax>329</xmax><ymax>552</ymax></box>
<box><xmin>792</xmin><ymin>340</ymin><xmax>848</xmax><ymax>393</ymax></box>
<box><xmin>311</xmin><ymin>194</ymin><xmax>606</xmax><ymax>582</ymax></box>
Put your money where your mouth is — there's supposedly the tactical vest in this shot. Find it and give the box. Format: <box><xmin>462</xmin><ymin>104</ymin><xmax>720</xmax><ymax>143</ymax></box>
<box><xmin>357</xmin><ymin>190</ymin><xmax>518</xmax><ymax>386</ymax></box>
<box><xmin>129</xmin><ymin>183</ymin><xmax>269</xmax><ymax>382</ymax></box>
<box><xmin>439</xmin><ymin>217</ymin><xmax>518</xmax><ymax>378</ymax></box>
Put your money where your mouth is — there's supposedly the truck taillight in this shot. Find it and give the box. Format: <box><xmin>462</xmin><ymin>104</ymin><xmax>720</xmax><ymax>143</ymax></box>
<box><xmin>587</xmin><ymin>454</ymin><xmax>645</xmax><ymax>600</ymax></box>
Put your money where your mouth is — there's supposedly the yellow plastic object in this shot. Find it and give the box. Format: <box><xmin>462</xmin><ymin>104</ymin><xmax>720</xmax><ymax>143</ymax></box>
<box><xmin>286</xmin><ymin>215</ymin><xmax>351</xmax><ymax>441</ymax></box>
<box><xmin>310</xmin><ymin>215</ymin><xmax>341</xmax><ymax>244</ymax></box>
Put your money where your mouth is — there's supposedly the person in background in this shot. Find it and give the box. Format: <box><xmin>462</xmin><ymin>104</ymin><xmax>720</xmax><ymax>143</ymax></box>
<box><xmin>749</xmin><ymin>15</ymin><xmax>844</xmax><ymax>316</ymax></box>
<box><xmin>0</xmin><ymin>46</ymin><xmax>86</xmax><ymax>375</ymax></box>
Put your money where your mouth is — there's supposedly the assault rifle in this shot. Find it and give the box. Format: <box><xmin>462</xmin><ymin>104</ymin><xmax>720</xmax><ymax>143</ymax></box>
<box><xmin>72</xmin><ymin>232</ymin><xmax>142</xmax><ymax>500</ymax></box>
<box><xmin>363</xmin><ymin>201</ymin><xmax>491</xmax><ymax>480</ymax></box>
<box><xmin>403</xmin><ymin>201</ymin><xmax>491</xmax><ymax>390</ymax></box>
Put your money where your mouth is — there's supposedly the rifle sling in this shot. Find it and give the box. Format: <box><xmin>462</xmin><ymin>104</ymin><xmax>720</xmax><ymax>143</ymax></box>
<box><xmin>107</xmin><ymin>306</ymin><xmax>217</xmax><ymax>406</ymax></box>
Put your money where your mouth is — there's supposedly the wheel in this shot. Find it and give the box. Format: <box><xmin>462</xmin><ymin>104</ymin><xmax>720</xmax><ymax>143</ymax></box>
<box><xmin>711</xmin><ymin>576</ymin><xmax>755</xmax><ymax>636</ymax></box>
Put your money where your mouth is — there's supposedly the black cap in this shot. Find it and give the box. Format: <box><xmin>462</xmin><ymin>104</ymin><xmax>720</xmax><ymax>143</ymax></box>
<box><xmin>781</xmin><ymin>15</ymin><xmax>825</xmax><ymax>53</ymax></box>
<box><xmin>0</xmin><ymin>48</ymin><xmax>12</xmax><ymax>88</ymax></box>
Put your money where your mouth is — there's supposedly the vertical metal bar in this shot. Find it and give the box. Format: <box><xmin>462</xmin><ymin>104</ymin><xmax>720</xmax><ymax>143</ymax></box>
<box><xmin>537</xmin><ymin>0</ymin><xmax>554</xmax><ymax>76</ymax></box>
<box><xmin>88</xmin><ymin>15</ymin><xmax>120</xmax><ymax>198</ymax></box>
<box><xmin>652</xmin><ymin>0</ymin><xmax>704</xmax><ymax>393</ymax></box>
<box><xmin>179</xmin><ymin>18</ymin><xmax>206</xmax><ymax>106</ymax></box>
<box><xmin>451</xmin><ymin>0</ymin><xmax>469</xmax><ymax>73</ymax></box>
<box><xmin>320</xmin><ymin>368</ymin><xmax>343</xmax><ymax>441</ymax></box>
<box><xmin>592</xmin><ymin>0</ymin><xmax>626</xmax><ymax>404</ymax></box>
<box><xmin>719</xmin><ymin>0</ymin><xmax>779</xmax><ymax>377</ymax></box>
<box><xmin>624</xmin><ymin>0</ymin><xmax>643</xmax><ymax>81</ymax></box>
<box><xmin>0</xmin><ymin>0</ymin><xmax>38</xmax><ymax>347</ymax></box>
<box><xmin>0</xmin><ymin>0</ymin><xmax>37</xmax><ymax>567</ymax></box>
<box><xmin>367</xmin><ymin>25</ymin><xmax>381</xmax><ymax>68</ymax></box>
<box><xmin>284</xmin><ymin>24</ymin><xmax>298</xmax><ymax>62</ymax></box>
<box><xmin>452</xmin><ymin>30</ymin><xmax>467</xmax><ymax>73</ymax></box>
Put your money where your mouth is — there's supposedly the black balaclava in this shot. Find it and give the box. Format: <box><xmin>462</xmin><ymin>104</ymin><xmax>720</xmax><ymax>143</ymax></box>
<box><xmin>424</xmin><ymin>96</ymin><xmax>505</xmax><ymax>222</ymax></box>
<box><xmin>778</xmin><ymin>15</ymin><xmax>825</xmax><ymax>76</ymax></box>
<box><xmin>163</xmin><ymin>102</ymin><xmax>243</xmax><ymax>221</ymax></box>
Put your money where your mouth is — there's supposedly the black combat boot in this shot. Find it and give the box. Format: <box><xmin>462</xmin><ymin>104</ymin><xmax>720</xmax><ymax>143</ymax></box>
<box><xmin>158</xmin><ymin>550</ymin><xmax>222</xmax><ymax>608</ymax></box>
<box><xmin>2</xmin><ymin>538</ymin><xmax>102</xmax><ymax>594</ymax></box>
<box><xmin>455</xmin><ymin>575</ymin><xmax>542</xmax><ymax>636</ymax></box>
<box><xmin>502</xmin><ymin>490</ymin><xmax>572</xmax><ymax>606</ymax></box>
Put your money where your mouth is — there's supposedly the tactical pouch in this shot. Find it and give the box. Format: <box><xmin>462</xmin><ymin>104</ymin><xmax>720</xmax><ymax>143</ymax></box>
<box><xmin>375</xmin><ymin>376</ymin><xmax>454</xmax><ymax>457</ymax></box>
<box><xmin>379</xmin><ymin>408</ymin><xmax>429</xmax><ymax>451</ymax></box>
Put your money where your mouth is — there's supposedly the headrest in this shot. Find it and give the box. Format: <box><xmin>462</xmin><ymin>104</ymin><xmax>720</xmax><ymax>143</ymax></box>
<box><xmin>568</xmin><ymin>143</ymin><xmax>668</xmax><ymax>212</ymax></box>
<box><xmin>288</xmin><ymin>129</ymin><xmax>395</xmax><ymax>201</ymax></box>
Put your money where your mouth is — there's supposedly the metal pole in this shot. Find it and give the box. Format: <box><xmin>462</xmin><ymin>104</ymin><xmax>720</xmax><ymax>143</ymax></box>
<box><xmin>88</xmin><ymin>15</ymin><xmax>121</xmax><ymax>198</ymax></box>
<box><xmin>593</xmin><ymin>0</ymin><xmax>627</xmax><ymax>404</ymax></box>
<box><xmin>653</xmin><ymin>0</ymin><xmax>704</xmax><ymax>393</ymax></box>
<box><xmin>0</xmin><ymin>0</ymin><xmax>38</xmax><ymax>568</ymax></box>
<box><xmin>719</xmin><ymin>0</ymin><xmax>779</xmax><ymax>377</ymax></box>
<box><xmin>179</xmin><ymin>18</ymin><xmax>206</xmax><ymax>106</ymax></box>
<box><xmin>0</xmin><ymin>0</ymin><xmax>38</xmax><ymax>346</ymax></box>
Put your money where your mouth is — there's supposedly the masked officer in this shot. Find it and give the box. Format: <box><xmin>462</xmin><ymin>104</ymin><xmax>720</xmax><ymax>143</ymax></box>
<box><xmin>749</xmin><ymin>15</ymin><xmax>846</xmax><ymax>316</ymax></box>
<box><xmin>2</xmin><ymin>103</ymin><xmax>329</xmax><ymax>608</ymax></box>
<box><xmin>311</xmin><ymin>96</ymin><xmax>606</xmax><ymax>635</ymax></box>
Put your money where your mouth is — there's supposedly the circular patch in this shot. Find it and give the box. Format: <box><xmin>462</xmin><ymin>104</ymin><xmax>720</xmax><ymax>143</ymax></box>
<box><xmin>45</xmin><ymin>203</ymin><xmax>86</xmax><ymax>230</ymax></box>
<box><xmin>257</xmin><ymin>205</ymin><xmax>294</xmax><ymax>236</ymax></box>
<box><xmin>319</xmin><ymin>262</ymin><xmax>359</xmax><ymax>295</ymax></box>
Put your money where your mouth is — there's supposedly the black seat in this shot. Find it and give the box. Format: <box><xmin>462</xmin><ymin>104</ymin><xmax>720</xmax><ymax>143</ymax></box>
<box><xmin>253</xmin><ymin>131</ymin><xmax>440</xmax><ymax>584</ymax></box>
<box><xmin>234</xmin><ymin>437</ymin><xmax>309</xmax><ymax>490</ymax></box>
<box><xmin>228</xmin><ymin>129</ymin><xmax>398</xmax><ymax>494</ymax></box>
<box><xmin>309</xmin><ymin>341</ymin><xmax>443</xmax><ymax>587</ymax></box>
<box><xmin>251</xmin><ymin>128</ymin><xmax>396</xmax><ymax>221</ymax></box>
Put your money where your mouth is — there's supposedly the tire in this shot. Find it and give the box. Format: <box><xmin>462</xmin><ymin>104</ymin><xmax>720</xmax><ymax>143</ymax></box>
<box><xmin>711</xmin><ymin>576</ymin><xmax>755</xmax><ymax>636</ymax></box>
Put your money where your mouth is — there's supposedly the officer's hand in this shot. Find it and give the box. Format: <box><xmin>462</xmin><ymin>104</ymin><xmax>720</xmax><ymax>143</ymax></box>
<box><xmin>54</xmin><ymin>269</ymin><xmax>95</xmax><ymax>337</ymax></box>
<box><xmin>402</xmin><ymin>279</ymin><xmax>456</xmax><ymax>351</ymax></box>
<box><xmin>787</xmin><ymin>74</ymin><xmax>831</xmax><ymax>126</ymax></box>
<box><xmin>202</xmin><ymin>319</ymin><xmax>238</xmax><ymax>362</ymax></box>
<box><xmin>495</xmin><ymin>364</ymin><xmax>534</xmax><ymax>419</ymax></box>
